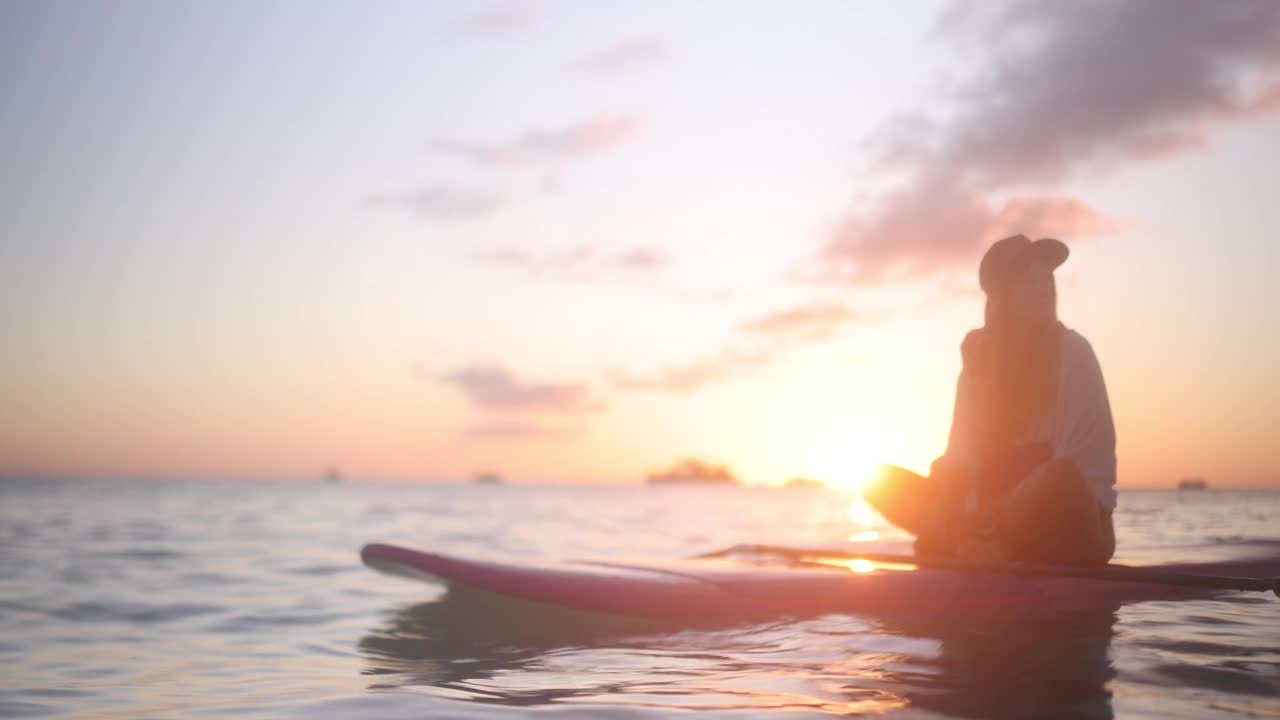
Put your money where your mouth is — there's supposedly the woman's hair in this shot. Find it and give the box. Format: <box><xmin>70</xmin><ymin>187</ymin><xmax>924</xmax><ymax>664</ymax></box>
<box><xmin>969</xmin><ymin>278</ymin><xmax>1062</xmax><ymax>456</ymax></box>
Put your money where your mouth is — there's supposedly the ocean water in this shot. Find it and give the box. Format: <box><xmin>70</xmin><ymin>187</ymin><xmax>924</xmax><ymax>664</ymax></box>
<box><xmin>1</xmin><ymin>479</ymin><xmax>1277</xmax><ymax>720</ymax></box>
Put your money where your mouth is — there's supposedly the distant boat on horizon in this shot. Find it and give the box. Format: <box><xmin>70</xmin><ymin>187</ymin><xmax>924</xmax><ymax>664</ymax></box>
<box><xmin>323</xmin><ymin>468</ymin><xmax>343</xmax><ymax>484</ymax></box>
<box><xmin>472</xmin><ymin>471</ymin><xmax>504</xmax><ymax>485</ymax></box>
<box><xmin>1177</xmin><ymin>477</ymin><xmax>1208</xmax><ymax>491</ymax></box>
<box><xmin>645</xmin><ymin>459</ymin><xmax>738</xmax><ymax>486</ymax></box>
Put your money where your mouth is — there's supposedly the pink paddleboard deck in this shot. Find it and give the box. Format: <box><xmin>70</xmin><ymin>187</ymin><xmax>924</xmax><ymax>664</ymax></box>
<box><xmin>361</xmin><ymin>542</ymin><xmax>1280</xmax><ymax>619</ymax></box>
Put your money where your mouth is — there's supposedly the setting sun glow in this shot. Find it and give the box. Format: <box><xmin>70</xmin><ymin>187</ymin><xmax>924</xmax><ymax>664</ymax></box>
<box><xmin>798</xmin><ymin>425</ymin><xmax>893</xmax><ymax>492</ymax></box>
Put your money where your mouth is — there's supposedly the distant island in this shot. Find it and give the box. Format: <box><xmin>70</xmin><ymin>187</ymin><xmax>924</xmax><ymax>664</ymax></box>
<box><xmin>785</xmin><ymin>476</ymin><xmax>825</xmax><ymax>489</ymax></box>
<box><xmin>646</xmin><ymin>458</ymin><xmax>738</xmax><ymax>486</ymax></box>
<box><xmin>323</xmin><ymin>468</ymin><xmax>343</xmax><ymax>484</ymax></box>
<box><xmin>1177</xmin><ymin>477</ymin><xmax>1208</xmax><ymax>491</ymax></box>
<box><xmin>472</xmin><ymin>471</ymin><xmax>504</xmax><ymax>485</ymax></box>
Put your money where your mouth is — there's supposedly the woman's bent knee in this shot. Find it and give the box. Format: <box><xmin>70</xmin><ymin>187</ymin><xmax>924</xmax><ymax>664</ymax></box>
<box><xmin>1004</xmin><ymin>459</ymin><xmax>1114</xmax><ymax>565</ymax></box>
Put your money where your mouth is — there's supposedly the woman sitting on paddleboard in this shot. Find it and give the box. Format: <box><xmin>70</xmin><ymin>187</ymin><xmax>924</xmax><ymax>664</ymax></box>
<box><xmin>864</xmin><ymin>234</ymin><xmax>1117</xmax><ymax>566</ymax></box>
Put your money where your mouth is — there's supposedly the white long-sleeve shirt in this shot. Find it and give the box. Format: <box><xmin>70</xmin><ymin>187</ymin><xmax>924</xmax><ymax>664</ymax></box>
<box><xmin>940</xmin><ymin>326</ymin><xmax>1118</xmax><ymax>511</ymax></box>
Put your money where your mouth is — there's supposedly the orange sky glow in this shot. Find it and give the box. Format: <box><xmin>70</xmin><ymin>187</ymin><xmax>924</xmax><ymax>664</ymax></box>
<box><xmin>2</xmin><ymin>2</ymin><xmax>1278</xmax><ymax>489</ymax></box>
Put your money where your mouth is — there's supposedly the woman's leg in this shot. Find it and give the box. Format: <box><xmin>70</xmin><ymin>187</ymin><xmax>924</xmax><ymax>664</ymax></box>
<box><xmin>860</xmin><ymin>465</ymin><xmax>939</xmax><ymax>536</ymax></box>
<box><xmin>997</xmin><ymin>459</ymin><xmax>1115</xmax><ymax>565</ymax></box>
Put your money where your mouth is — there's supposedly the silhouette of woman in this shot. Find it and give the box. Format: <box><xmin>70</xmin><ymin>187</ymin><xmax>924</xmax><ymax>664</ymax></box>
<box><xmin>865</xmin><ymin>235</ymin><xmax>1117</xmax><ymax>565</ymax></box>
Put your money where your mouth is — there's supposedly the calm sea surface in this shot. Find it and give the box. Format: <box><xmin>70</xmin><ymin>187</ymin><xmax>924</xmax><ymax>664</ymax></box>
<box><xmin>1</xmin><ymin>480</ymin><xmax>1278</xmax><ymax>719</ymax></box>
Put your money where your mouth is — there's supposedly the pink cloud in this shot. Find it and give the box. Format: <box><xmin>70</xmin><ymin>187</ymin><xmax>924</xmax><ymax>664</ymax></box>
<box><xmin>366</xmin><ymin>185</ymin><xmax>507</xmax><ymax>221</ymax></box>
<box><xmin>610</xmin><ymin>347</ymin><xmax>774</xmax><ymax>394</ymax></box>
<box><xmin>1242</xmin><ymin>82</ymin><xmax>1280</xmax><ymax>115</ymax></box>
<box><xmin>445</xmin><ymin>6</ymin><xmax>533</xmax><ymax>37</ymax></box>
<box><xmin>1119</xmin><ymin>126</ymin><xmax>1211</xmax><ymax>160</ymax></box>
<box><xmin>990</xmin><ymin>194</ymin><xmax>1122</xmax><ymax>240</ymax></box>
<box><xmin>612</xmin><ymin>302</ymin><xmax>868</xmax><ymax>394</ymax></box>
<box><xmin>458</xmin><ymin>421</ymin><xmax>585</xmax><ymax>441</ymax></box>
<box><xmin>740</xmin><ymin>303</ymin><xmax>860</xmax><ymax>343</ymax></box>
<box><xmin>441</xmin><ymin>366</ymin><xmax>604</xmax><ymax>414</ymax></box>
<box><xmin>469</xmin><ymin>244</ymin><xmax>668</xmax><ymax>281</ymax></box>
<box><xmin>432</xmin><ymin>113</ymin><xmax>643</xmax><ymax>169</ymax></box>
<box><xmin>617</xmin><ymin>247</ymin><xmax>667</xmax><ymax>271</ymax></box>
<box><xmin>817</xmin><ymin>0</ymin><xmax>1280</xmax><ymax>283</ymax></box>
<box><xmin>579</xmin><ymin>36</ymin><xmax>663</xmax><ymax>74</ymax></box>
<box><xmin>819</xmin><ymin>188</ymin><xmax>1120</xmax><ymax>284</ymax></box>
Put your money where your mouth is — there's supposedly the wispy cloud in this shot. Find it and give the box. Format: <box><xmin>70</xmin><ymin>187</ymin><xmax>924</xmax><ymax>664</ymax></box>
<box><xmin>445</xmin><ymin>5</ymin><xmax>534</xmax><ymax>37</ymax></box>
<box><xmin>579</xmin><ymin>36</ymin><xmax>663</xmax><ymax>74</ymax></box>
<box><xmin>458</xmin><ymin>421</ymin><xmax>585</xmax><ymax>441</ymax></box>
<box><xmin>610</xmin><ymin>346</ymin><xmax>774</xmax><ymax>394</ymax></box>
<box><xmin>366</xmin><ymin>185</ymin><xmax>508</xmax><ymax>222</ymax></box>
<box><xmin>612</xmin><ymin>302</ymin><xmax>864</xmax><ymax>393</ymax></box>
<box><xmin>440</xmin><ymin>301</ymin><xmax>863</xmax><ymax>405</ymax></box>
<box><xmin>812</xmin><ymin>188</ymin><xmax>1121</xmax><ymax>284</ymax></box>
<box><xmin>816</xmin><ymin>0</ymin><xmax>1280</xmax><ymax>284</ymax></box>
<box><xmin>432</xmin><ymin>113</ymin><xmax>643</xmax><ymax>169</ymax></box>
<box><xmin>441</xmin><ymin>365</ymin><xmax>604</xmax><ymax>414</ymax></box>
<box><xmin>740</xmin><ymin>303</ymin><xmax>861</xmax><ymax>343</ymax></box>
<box><xmin>469</xmin><ymin>244</ymin><xmax>669</xmax><ymax>281</ymax></box>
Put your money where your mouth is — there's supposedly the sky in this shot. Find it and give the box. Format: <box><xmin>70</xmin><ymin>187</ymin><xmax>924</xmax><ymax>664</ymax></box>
<box><xmin>2</xmin><ymin>0</ymin><xmax>1278</xmax><ymax>488</ymax></box>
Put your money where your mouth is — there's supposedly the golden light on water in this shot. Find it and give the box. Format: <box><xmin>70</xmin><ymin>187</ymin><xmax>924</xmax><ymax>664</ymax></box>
<box><xmin>847</xmin><ymin>498</ymin><xmax>882</xmax><ymax>528</ymax></box>
<box><xmin>813</xmin><ymin>557</ymin><xmax>918</xmax><ymax>573</ymax></box>
<box><xmin>848</xmin><ymin>559</ymin><xmax>876</xmax><ymax>573</ymax></box>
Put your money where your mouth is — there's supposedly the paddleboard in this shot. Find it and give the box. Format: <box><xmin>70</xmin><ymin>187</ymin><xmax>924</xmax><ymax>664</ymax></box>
<box><xmin>361</xmin><ymin>541</ymin><xmax>1280</xmax><ymax>619</ymax></box>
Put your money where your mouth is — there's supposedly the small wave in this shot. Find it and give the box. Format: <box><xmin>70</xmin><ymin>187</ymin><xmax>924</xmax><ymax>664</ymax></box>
<box><xmin>210</xmin><ymin>611</ymin><xmax>351</xmax><ymax>632</ymax></box>
<box><xmin>175</xmin><ymin>571</ymin><xmax>250</xmax><ymax>586</ymax></box>
<box><xmin>284</xmin><ymin>564</ymin><xmax>352</xmax><ymax>577</ymax></box>
<box><xmin>74</xmin><ymin>547</ymin><xmax>188</xmax><ymax>562</ymax></box>
<box><xmin>111</xmin><ymin>548</ymin><xmax>188</xmax><ymax>561</ymax></box>
<box><xmin>1206</xmin><ymin>536</ymin><xmax>1280</xmax><ymax>548</ymax></box>
<box><xmin>440</xmin><ymin>531</ymin><xmax>498</xmax><ymax>545</ymax></box>
<box><xmin>51</xmin><ymin>601</ymin><xmax>222</xmax><ymax>624</ymax></box>
<box><xmin>1134</xmin><ymin>638</ymin><xmax>1265</xmax><ymax>656</ymax></box>
<box><xmin>9</xmin><ymin>688</ymin><xmax>96</xmax><ymax>700</ymax></box>
<box><xmin>0</xmin><ymin>700</ymin><xmax>54</xmax><ymax>718</ymax></box>
<box><xmin>1154</xmin><ymin>662</ymin><xmax>1280</xmax><ymax>697</ymax></box>
<box><xmin>300</xmin><ymin>641</ymin><xmax>357</xmax><ymax>659</ymax></box>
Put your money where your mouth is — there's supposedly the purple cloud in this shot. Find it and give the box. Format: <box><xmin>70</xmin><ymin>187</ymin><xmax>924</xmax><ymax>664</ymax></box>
<box><xmin>469</xmin><ymin>244</ymin><xmax>669</xmax><ymax>281</ymax></box>
<box><xmin>610</xmin><ymin>346</ymin><xmax>774</xmax><ymax>395</ymax></box>
<box><xmin>366</xmin><ymin>185</ymin><xmax>508</xmax><ymax>222</ymax></box>
<box><xmin>818</xmin><ymin>0</ymin><xmax>1280</xmax><ymax>283</ymax></box>
<box><xmin>740</xmin><ymin>303</ymin><xmax>861</xmax><ymax>343</ymax></box>
<box><xmin>432</xmin><ymin>113</ymin><xmax>643</xmax><ymax>169</ymax></box>
<box><xmin>617</xmin><ymin>247</ymin><xmax>668</xmax><ymax>271</ymax></box>
<box><xmin>458</xmin><ymin>421</ymin><xmax>585</xmax><ymax>441</ymax></box>
<box><xmin>579</xmin><ymin>36</ymin><xmax>663</xmax><ymax>74</ymax></box>
<box><xmin>441</xmin><ymin>365</ymin><xmax>604</xmax><ymax>414</ymax></box>
<box><xmin>445</xmin><ymin>5</ymin><xmax>533</xmax><ymax>37</ymax></box>
<box><xmin>818</xmin><ymin>188</ymin><xmax>1120</xmax><ymax>284</ymax></box>
<box><xmin>612</xmin><ymin>302</ymin><xmax>868</xmax><ymax>394</ymax></box>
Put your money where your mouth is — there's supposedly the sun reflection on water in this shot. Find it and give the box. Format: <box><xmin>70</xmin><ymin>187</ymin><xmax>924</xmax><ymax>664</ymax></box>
<box><xmin>847</xmin><ymin>499</ymin><xmax>881</xmax><ymax>529</ymax></box>
<box><xmin>848</xmin><ymin>558</ymin><xmax>875</xmax><ymax>573</ymax></box>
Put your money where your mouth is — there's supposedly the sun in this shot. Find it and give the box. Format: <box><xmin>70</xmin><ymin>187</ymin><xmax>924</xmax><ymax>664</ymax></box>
<box><xmin>809</xmin><ymin>440</ymin><xmax>885</xmax><ymax>494</ymax></box>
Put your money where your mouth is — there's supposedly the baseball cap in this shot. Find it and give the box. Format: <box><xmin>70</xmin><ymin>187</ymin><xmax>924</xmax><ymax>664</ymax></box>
<box><xmin>978</xmin><ymin>234</ymin><xmax>1069</xmax><ymax>294</ymax></box>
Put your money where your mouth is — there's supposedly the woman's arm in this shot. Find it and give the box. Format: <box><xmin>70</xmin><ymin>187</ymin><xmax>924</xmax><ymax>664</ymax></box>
<box><xmin>1054</xmin><ymin>335</ymin><xmax>1117</xmax><ymax>511</ymax></box>
<box><xmin>915</xmin><ymin>331</ymin><xmax>986</xmax><ymax>555</ymax></box>
<box><xmin>935</xmin><ymin>330</ymin><xmax>984</xmax><ymax>478</ymax></box>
